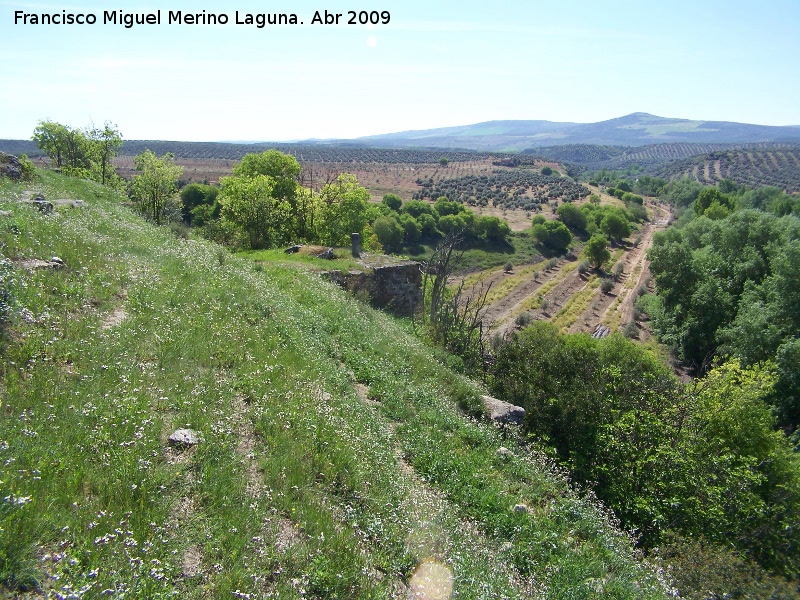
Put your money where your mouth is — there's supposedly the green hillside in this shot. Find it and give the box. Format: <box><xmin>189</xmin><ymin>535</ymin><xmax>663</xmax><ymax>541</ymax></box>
<box><xmin>0</xmin><ymin>171</ymin><xmax>668</xmax><ymax>598</ymax></box>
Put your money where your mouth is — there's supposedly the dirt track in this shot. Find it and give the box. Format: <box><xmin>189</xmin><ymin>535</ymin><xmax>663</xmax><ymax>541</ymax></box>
<box><xmin>465</xmin><ymin>201</ymin><xmax>671</xmax><ymax>340</ymax></box>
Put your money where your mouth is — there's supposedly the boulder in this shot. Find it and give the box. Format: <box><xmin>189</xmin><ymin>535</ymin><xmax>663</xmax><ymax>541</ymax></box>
<box><xmin>512</xmin><ymin>504</ymin><xmax>529</xmax><ymax>514</ymax></box>
<box><xmin>316</xmin><ymin>248</ymin><xmax>335</xmax><ymax>260</ymax></box>
<box><xmin>496</xmin><ymin>446</ymin><xmax>514</xmax><ymax>458</ymax></box>
<box><xmin>481</xmin><ymin>395</ymin><xmax>525</xmax><ymax>425</ymax></box>
<box><xmin>284</xmin><ymin>244</ymin><xmax>303</xmax><ymax>254</ymax></box>
<box><xmin>0</xmin><ymin>152</ymin><xmax>22</xmax><ymax>181</ymax></box>
<box><xmin>168</xmin><ymin>428</ymin><xmax>203</xmax><ymax>448</ymax></box>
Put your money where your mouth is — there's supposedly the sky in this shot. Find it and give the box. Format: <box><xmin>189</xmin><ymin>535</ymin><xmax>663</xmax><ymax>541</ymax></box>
<box><xmin>1</xmin><ymin>0</ymin><xmax>799</xmax><ymax>142</ymax></box>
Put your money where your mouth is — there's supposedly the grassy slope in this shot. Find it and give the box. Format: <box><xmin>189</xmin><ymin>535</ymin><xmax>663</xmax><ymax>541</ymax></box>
<box><xmin>0</xmin><ymin>171</ymin><xmax>669</xmax><ymax>599</ymax></box>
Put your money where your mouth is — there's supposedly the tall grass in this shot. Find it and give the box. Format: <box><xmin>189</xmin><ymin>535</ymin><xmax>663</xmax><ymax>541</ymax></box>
<box><xmin>0</xmin><ymin>171</ymin><xmax>670</xmax><ymax>598</ymax></box>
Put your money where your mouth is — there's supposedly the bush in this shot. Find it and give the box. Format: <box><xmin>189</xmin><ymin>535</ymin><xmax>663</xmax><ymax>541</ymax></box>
<box><xmin>18</xmin><ymin>154</ymin><xmax>35</xmax><ymax>181</ymax></box>
<box><xmin>515</xmin><ymin>312</ymin><xmax>532</xmax><ymax>327</ymax></box>
<box><xmin>578</xmin><ymin>260</ymin><xmax>590</xmax><ymax>275</ymax></box>
<box><xmin>623</xmin><ymin>319</ymin><xmax>638</xmax><ymax>339</ymax></box>
<box><xmin>600</xmin><ymin>278</ymin><xmax>615</xmax><ymax>293</ymax></box>
<box><xmin>612</xmin><ymin>262</ymin><xmax>624</xmax><ymax>280</ymax></box>
<box><xmin>503</xmin><ymin>261</ymin><xmax>513</xmax><ymax>273</ymax></box>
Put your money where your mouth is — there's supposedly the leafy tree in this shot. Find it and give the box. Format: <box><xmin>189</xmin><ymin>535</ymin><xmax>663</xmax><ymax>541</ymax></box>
<box><xmin>541</xmin><ymin>166</ymin><xmax>553</xmax><ymax>176</ymax></box>
<box><xmin>318</xmin><ymin>174</ymin><xmax>374</xmax><ymax>246</ymax></box>
<box><xmin>531</xmin><ymin>220</ymin><xmax>571</xmax><ymax>251</ymax></box>
<box><xmin>694</xmin><ymin>188</ymin><xmax>734</xmax><ymax>216</ymax></box>
<box><xmin>372</xmin><ymin>215</ymin><xmax>404</xmax><ymax>252</ymax></box>
<box><xmin>86</xmin><ymin>122</ymin><xmax>123</xmax><ymax>186</ymax></box>
<box><xmin>180</xmin><ymin>183</ymin><xmax>219</xmax><ymax>225</ymax></box>
<box><xmin>417</xmin><ymin>213</ymin><xmax>440</xmax><ymax>240</ymax></box>
<box><xmin>398</xmin><ymin>213</ymin><xmax>421</xmax><ymax>244</ymax></box>
<box><xmin>438</xmin><ymin>213</ymin><xmax>467</xmax><ymax>236</ymax></box>
<box><xmin>129</xmin><ymin>150</ymin><xmax>183</xmax><ymax>225</ymax></box>
<box><xmin>616</xmin><ymin>180</ymin><xmax>632</xmax><ymax>192</ymax></box>
<box><xmin>401</xmin><ymin>200</ymin><xmax>436</xmax><ymax>220</ymax></box>
<box><xmin>33</xmin><ymin>120</ymin><xmax>123</xmax><ymax>187</ymax></box>
<box><xmin>32</xmin><ymin>120</ymin><xmax>72</xmax><ymax>169</ymax></box>
<box><xmin>474</xmin><ymin>216</ymin><xmax>510</xmax><ymax>242</ymax></box>
<box><xmin>232</xmin><ymin>150</ymin><xmax>300</xmax><ymax>202</ymax></box>
<box><xmin>556</xmin><ymin>202</ymin><xmax>587</xmax><ymax>231</ymax></box>
<box><xmin>600</xmin><ymin>211</ymin><xmax>631</xmax><ymax>241</ymax></box>
<box><xmin>438</xmin><ymin>157</ymin><xmax>448</xmax><ymax>167</ymax></box>
<box><xmin>434</xmin><ymin>196</ymin><xmax>463</xmax><ymax>217</ymax></box>
<box><xmin>219</xmin><ymin>175</ymin><xmax>291</xmax><ymax>249</ymax></box>
<box><xmin>381</xmin><ymin>193</ymin><xmax>402</xmax><ymax>212</ymax></box>
<box><xmin>583</xmin><ymin>234</ymin><xmax>610</xmax><ymax>268</ymax></box>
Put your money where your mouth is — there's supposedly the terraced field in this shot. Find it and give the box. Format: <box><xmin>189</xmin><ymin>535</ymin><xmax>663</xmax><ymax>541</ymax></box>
<box><xmin>460</xmin><ymin>201</ymin><xmax>671</xmax><ymax>341</ymax></box>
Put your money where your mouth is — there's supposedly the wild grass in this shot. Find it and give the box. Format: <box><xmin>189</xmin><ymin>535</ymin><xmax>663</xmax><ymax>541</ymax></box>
<box><xmin>0</xmin><ymin>170</ymin><xmax>670</xmax><ymax>598</ymax></box>
<box><xmin>550</xmin><ymin>280</ymin><xmax>599</xmax><ymax>331</ymax></box>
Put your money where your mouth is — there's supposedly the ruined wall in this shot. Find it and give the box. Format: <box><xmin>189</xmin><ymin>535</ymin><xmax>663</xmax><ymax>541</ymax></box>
<box><xmin>324</xmin><ymin>262</ymin><xmax>422</xmax><ymax>316</ymax></box>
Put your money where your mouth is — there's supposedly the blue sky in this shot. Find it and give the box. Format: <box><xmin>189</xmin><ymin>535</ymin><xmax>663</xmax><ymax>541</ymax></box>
<box><xmin>1</xmin><ymin>0</ymin><xmax>798</xmax><ymax>141</ymax></box>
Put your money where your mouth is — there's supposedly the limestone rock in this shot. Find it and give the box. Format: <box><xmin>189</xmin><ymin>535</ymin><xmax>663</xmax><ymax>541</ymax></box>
<box><xmin>496</xmin><ymin>446</ymin><xmax>514</xmax><ymax>458</ymax></box>
<box><xmin>482</xmin><ymin>395</ymin><xmax>526</xmax><ymax>425</ymax></box>
<box><xmin>284</xmin><ymin>244</ymin><xmax>303</xmax><ymax>254</ymax></box>
<box><xmin>0</xmin><ymin>152</ymin><xmax>22</xmax><ymax>181</ymax></box>
<box><xmin>316</xmin><ymin>247</ymin><xmax>335</xmax><ymax>260</ymax></box>
<box><xmin>168</xmin><ymin>429</ymin><xmax>202</xmax><ymax>448</ymax></box>
<box><xmin>512</xmin><ymin>504</ymin><xmax>529</xmax><ymax>514</ymax></box>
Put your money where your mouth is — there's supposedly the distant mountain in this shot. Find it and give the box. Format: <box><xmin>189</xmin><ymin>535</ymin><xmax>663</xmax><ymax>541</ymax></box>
<box><xmin>349</xmin><ymin>113</ymin><xmax>800</xmax><ymax>151</ymax></box>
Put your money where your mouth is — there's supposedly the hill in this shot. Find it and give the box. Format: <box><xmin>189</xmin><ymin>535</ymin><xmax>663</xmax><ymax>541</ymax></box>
<box><xmin>0</xmin><ymin>171</ymin><xmax>669</xmax><ymax>597</ymax></box>
<box><xmin>355</xmin><ymin>113</ymin><xmax>800</xmax><ymax>151</ymax></box>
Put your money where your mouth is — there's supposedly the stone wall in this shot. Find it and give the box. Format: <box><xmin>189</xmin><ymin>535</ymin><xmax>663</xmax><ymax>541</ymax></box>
<box><xmin>324</xmin><ymin>261</ymin><xmax>422</xmax><ymax>315</ymax></box>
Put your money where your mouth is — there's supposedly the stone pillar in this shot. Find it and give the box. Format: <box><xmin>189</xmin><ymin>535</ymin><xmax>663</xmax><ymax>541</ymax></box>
<box><xmin>351</xmin><ymin>232</ymin><xmax>361</xmax><ymax>258</ymax></box>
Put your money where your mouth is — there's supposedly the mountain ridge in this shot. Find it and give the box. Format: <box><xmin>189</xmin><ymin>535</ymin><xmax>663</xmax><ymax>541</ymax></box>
<box><xmin>347</xmin><ymin>112</ymin><xmax>800</xmax><ymax>151</ymax></box>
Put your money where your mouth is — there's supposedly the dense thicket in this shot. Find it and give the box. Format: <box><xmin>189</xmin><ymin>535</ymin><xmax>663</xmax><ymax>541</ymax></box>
<box><xmin>490</xmin><ymin>323</ymin><xmax>800</xmax><ymax>589</ymax></box>
<box><xmin>643</xmin><ymin>191</ymin><xmax>800</xmax><ymax>430</ymax></box>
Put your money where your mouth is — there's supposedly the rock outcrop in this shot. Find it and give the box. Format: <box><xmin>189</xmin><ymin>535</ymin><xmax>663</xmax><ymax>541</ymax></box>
<box><xmin>481</xmin><ymin>395</ymin><xmax>526</xmax><ymax>425</ymax></box>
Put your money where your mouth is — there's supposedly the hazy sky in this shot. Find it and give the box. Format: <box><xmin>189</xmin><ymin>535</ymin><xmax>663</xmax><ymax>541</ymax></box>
<box><xmin>1</xmin><ymin>0</ymin><xmax>798</xmax><ymax>141</ymax></box>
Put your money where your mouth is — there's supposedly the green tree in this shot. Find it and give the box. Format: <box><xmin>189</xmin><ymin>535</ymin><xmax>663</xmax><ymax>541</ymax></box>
<box><xmin>399</xmin><ymin>213</ymin><xmax>421</xmax><ymax>244</ymax></box>
<box><xmin>372</xmin><ymin>215</ymin><xmax>404</xmax><ymax>252</ymax></box>
<box><xmin>600</xmin><ymin>211</ymin><xmax>631</xmax><ymax>242</ymax></box>
<box><xmin>219</xmin><ymin>175</ymin><xmax>290</xmax><ymax>249</ymax></box>
<box><xmin>129</xmin><ymin>150</ymin><xmax>183</xmax><ymax>225</ymax></box>
<box><xmin>180</xmin><ymin>183</ymin><xmax>219</xmax><ymax>225</ymax></box>
<box><xmin>694</xmin><ymin>188</ymin><xmax>734</xmax><ymax>216</ymax></box>
<box><xmin>86</xmin><ymin>122</ymin><xmax>123</xmax><ymax>186</ymax></box>
<box><xmin>401</xmin><ymin>200</ymin><xmax>436</xmax><ymax>220</ymax></box>
<box><xmin>232</xmin><ymin>150</ymin><xmax>300</xmax><ymax>202</ymax></box>
<box><xmin>556</xmin><ymin>202</ymin><xmax>588</xmax><ymax>232</ymax></box>
<box><xmin>318</xmin><ymin>174</ymin><xmax>374</xmax><ymax>246</ymax></box>
<box><xmin>532</xmin><ymin>220</ymin><xmax>571</xmax><ymax>251</ymax></box>
<box><xmin>32</xmin><ymin>120</ymin><xmax>70</xmax><ymax>169</ymax></box>
<box><xmin>382</xmin><ymin>193</ymin><xmax>403</xmax><ymax>212</ymax></box>
<box><xmin>474</xmin><ymin>216</ymin><xmax>510</xmax><ymax>242</ymax></box>
<box><xmin>583</xmin><ymin>234</ymin><xmax>610</xmax><ymax>268</ymax></box>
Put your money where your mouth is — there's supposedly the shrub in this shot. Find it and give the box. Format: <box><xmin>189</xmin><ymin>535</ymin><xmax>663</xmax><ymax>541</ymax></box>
<box><xmin>578</xmin><ymin>260</ymin><xmax>590</xmax><ymax>275</ymax></box>
<box><xmin>18</xmin><ymin>154</ymin><xmax>35</xmax><ymax>181</ymax></box>
<box><xmin>515</xmin><ymin>312</ymin><xmax>532</xmax><ymax>327</ymax></box>
<box><xmin>503</xmin><ymin>261</ymin><xmax>513</xmax><ymax>273</ymax></box>
<box><xmin>600</xmin><ymin>278</ymin><xmax>615</xmax><ymax>293</ymax></box>
<box><xmin>623</xmin><ymin>319</ymin><xmax>638</xmax><ymax>339</ymax></box>
<box><xmin>612</xmin><ymin>262</ymin><xmax>624</xmax><ymax>280</ymax></box>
